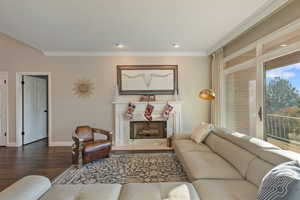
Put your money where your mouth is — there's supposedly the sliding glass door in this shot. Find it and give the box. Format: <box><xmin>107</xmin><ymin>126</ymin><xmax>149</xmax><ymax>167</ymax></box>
<box><xmin>264</xmin><ymin>51</ymin><xmax>300</xmax><ymax>146</ymax></box>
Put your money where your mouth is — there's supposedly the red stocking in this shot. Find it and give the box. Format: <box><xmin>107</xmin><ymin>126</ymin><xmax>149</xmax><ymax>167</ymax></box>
<box><xmin>126</xmin><ymin>102</ymin><xmax>136</xmax><ymax>120</ymax></box>
<box><xmin>163</xmin><ymin>103</ymin><xmax>173</xmax><ymax>119</ymax></box>
<box><xmin>144</xmin><ymin>104</ymin><xmax>154</xmax><ymax>121</ymax></box>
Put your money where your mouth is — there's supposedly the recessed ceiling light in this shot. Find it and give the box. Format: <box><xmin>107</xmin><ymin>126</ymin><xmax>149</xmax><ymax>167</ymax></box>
<box><xmin>115</xmin><ymin>43</ymin><xmax>125</xmax><ymax>48</ymax></box>
<box><xmin>172</xmin><ymin>43</ymin><xmax>180</xmax><ymax>48</ymax></box>
<box><xmin>280</xmin><ymin>44</ymin><xmax>288</xmax><ymax>47</ymax></box>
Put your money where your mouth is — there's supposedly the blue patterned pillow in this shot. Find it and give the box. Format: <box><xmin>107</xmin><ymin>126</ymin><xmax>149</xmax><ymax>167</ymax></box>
<box><xmin>257</xmin><ymin>160</ymin><xmax>300</xmax><ymax>200</ymax></box>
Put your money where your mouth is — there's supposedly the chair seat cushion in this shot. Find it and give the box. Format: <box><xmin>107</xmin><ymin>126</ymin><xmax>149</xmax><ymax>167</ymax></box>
<box><xmin>181</xmin><ymin>151</ymin><xmax>242</xmax><ymax>181</ymax></box>
<box><xmin>84</xmin><ymin>141</ymin><xmax>111</xmax><ymax>153</ymax></box>
<box><xmin>119</xmin><ymin>182</ymin><xmax>200</xmax><ymax>200</ymax></box>
<box><xmin>173</xmin><ymin>139</ymin><xmax>212</xmax><ymax>153</ymax></box>
<box><xmin>193</xmin><ymin>179</ymin><xmax>258</xmax><ymax>200</ymax></box>
<box><xmin>40</xmin><ymin>184</ymin><xmax>122</xmax><ymax>200</ymax></box>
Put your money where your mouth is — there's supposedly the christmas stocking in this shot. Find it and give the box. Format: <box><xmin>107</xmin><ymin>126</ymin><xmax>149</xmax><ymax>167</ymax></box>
<box><xmin>144</xmin><ymin>104</ymin><xmax>154</xmax><ymax>121</ymax></box>
<box><xmin>163</xmin><ymin>103</ymin><xmax>173</xmax><ymax>119</ymax></box>
<box><xmin>126</xmin><ymin>102</ymin><xmax>136</xmax><ymax>120</ymax></box>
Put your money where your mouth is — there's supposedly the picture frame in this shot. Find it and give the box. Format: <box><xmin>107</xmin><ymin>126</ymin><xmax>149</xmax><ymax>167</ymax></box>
<box><xmin>117</xmin><ymin>65</ymin><xmax>178</xmax><ymax>95</ymax></box>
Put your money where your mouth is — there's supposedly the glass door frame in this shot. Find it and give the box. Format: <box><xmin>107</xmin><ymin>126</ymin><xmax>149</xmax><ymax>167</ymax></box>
<box><xmin>257</xmin><ymin>48</ymin><xmax>300</xmax><ymax>141</ymax></box>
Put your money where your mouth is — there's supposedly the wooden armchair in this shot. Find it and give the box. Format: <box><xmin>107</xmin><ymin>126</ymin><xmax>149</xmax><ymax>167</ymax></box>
<box><xmin>72</xmin><ymin>126</ymin><xmax>112</xmax><ymax>166</ymax></box>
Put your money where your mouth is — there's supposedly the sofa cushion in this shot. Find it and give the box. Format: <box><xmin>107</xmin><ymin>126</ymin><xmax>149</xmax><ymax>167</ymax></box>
<box><xmin>0</xmin><ymin>175</ymin><xmax>51</xmax><ymax>200</ymax></box>
<box><xmin>173</xmin><ymin>139</ymin><xmax>212</xmax><ymax>153</ymax></box>
<box><xmin>213</xmin><ymin>134</ymin><xmax>256</xmax><ymax>177</ymax></box>
<box><xmin>193</xmin><ymin>179</ymin><xmax>258</xmax><ymax>200</ymax></box>
<box><xmin>40</xmin><ymin>184</ymin><xmax>122</xmax><ymax>200</ymax></box>
<box><xmin>204</xmin><ymin>133</ymin><xmax>219</xmax><ymax>152</ymax></box>
<box><xmin>119</xmin><ymin>182</ymin><xmax>200</xmax><ymax>200</ymax></box>
<box><xmin>246</xmin><ymin>158</ymin><xmax>274</xmax><ymax>187</ymax></box>
<box><xmin>258</xmin><ymin>149</ymin><xmax>300</xmax><ymax>166</ymax></box>
<box><xmin>211</xmin><ymin>127</ymin><xmax>280</xmax><ymax>155</ymax></box>
<box><xmin>180</xmin><ymin>151</ymin><xmax>242</xmax><ymax>181</ymax></box>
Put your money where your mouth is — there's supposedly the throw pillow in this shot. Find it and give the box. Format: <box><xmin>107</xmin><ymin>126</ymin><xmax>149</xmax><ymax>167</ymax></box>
<box><xmin>190</xmin><ymin>122</ymin><xmax>213</xmax><ymax>144</ymax></box>
<box><xmin>257</xmin><ymin>160</ymin><xmax>300</xmax><ymax>200</ymax></box>
<box><xmin>163</xmin><ymin>184</ymin><xmax>190</xmax><ymax>200</ymax></box>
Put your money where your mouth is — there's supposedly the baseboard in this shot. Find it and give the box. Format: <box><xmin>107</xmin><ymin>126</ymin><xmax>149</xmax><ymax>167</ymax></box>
<box><xmin>6</xmin><ymin>143</ymin><xmax>18</xmax><ymax>147</ymax></box>
<box><xmin>49</xmin><ymin>141</ymin><xmax>73</xmax><ymax>147</ymax></box>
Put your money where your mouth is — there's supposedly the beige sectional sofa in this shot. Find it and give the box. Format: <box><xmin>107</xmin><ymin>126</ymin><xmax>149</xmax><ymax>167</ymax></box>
<box><xmin>1</xmin><ymin>127</ymin><xmax>300</xmax><ymax>200</ymax></box>
<box><xmin>174</xmin><ymin>127</ymin><xmax>300</xmax><ymax>200</ymax></box>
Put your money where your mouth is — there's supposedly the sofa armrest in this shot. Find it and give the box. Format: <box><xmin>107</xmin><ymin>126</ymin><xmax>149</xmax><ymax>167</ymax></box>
<box><xmin>0</xmin><ymin>176</ymin><xmax>51</xmax><ymax>200</ymax></box>
<box><xmin>173</xmin><ymin>133</ymin><xmax>192</xmax><ymax>140</ymax></box>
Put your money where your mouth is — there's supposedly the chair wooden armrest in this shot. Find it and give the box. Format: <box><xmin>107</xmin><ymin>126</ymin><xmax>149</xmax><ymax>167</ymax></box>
<box><xmin>72</xmin><ymin>135</ymin><xmax>84</xmax><ymax>167</ymax></box>
<box><xmin>92</xmin><ymin>128</ymin><xmax>112</xmax><ymax>142</ymax></box>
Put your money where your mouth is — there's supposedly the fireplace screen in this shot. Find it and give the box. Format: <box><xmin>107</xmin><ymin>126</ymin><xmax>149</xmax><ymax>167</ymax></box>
<box><xmin>130</xmin><ymin>121</ymin><xmax>167</xmax><ymax>139</ymax></box>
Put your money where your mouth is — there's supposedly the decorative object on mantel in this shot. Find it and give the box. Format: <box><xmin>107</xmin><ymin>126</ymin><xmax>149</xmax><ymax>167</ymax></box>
<box><xmin>144</xmin><ymin>104</ymin><xmax>154</xmax><ymax>121</ymax></box>
<box><xmin>163</xmin><ymin>103</ymin><xmax>174</xmax><ymax>119</ymax></box>
<box><xmin>117</xmin><ymin>65</ymin><xmax>178</xmax><ymax>95</ymax></box>
<box><xmin>140</xmin><ymin>95</ymin><xmax>156</xmax><ymax>102</ymax></box>
<box><xmin>125</xmin><ymin>102</ymin><xmax>136</xmax><ymax>120</ymax></box>
<box><xmin>198</xmin><ymin>89</ymin><xmax>216</xmax><ymax>100</ymax></box>
<box><xmin>73</xmin><ymin>79</ymin><xmax>95</xmax><ymax>98</ymax></box>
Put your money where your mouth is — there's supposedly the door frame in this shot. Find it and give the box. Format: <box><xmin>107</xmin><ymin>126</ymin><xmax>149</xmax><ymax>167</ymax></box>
<box><xmin>16</xmin><ymin>72</ymin><xmax>52</xmax><ymax>147</ymax></box>
<box><xmin>0</xmin><ymin>71</ymin><xmax>9</xmax><ymax>146</ymax></box>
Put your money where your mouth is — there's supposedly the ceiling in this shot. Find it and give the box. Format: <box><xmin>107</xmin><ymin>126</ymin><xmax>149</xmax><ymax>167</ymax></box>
<box><xmin>0</xmin><ymin>0</ymin><xmax>287</xmax><ymax>55</ymax></box>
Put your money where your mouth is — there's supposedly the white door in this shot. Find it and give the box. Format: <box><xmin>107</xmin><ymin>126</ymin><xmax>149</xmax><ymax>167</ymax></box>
<box><xmin>23</xmin><ymin>76</ymin><xmax>47</xmax><ymax>144</ymax></box>
<box><xmin>0</xmin><ymin>73</ymin><xmax>8</xmax><ymax>146</ymax></box>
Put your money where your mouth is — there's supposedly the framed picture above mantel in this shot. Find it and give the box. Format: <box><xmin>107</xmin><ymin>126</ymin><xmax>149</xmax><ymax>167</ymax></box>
<box><xmin>117</xmin><ymin>65</ymin><xmax>178</xmax><ymax>95</ymax></box>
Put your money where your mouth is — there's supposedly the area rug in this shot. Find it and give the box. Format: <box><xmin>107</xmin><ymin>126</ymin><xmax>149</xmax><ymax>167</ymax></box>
<box><xmin>53</xmin><ymin>153</ymin><xmax>188</xmax><ymax>185</ymax></box>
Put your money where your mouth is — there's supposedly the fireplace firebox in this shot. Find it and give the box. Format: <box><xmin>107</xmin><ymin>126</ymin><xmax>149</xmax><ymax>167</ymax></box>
<box><xmin>130</xmin><ymin>121</ymin><xmax>167</xmax><ymax>139</ymax></box>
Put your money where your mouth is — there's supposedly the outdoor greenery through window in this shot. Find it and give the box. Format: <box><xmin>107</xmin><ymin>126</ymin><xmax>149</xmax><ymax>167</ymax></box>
<box><xmin>265</xmin><ymin>63</ymin><xmax>300</xmax><ymax>146</ymax></box>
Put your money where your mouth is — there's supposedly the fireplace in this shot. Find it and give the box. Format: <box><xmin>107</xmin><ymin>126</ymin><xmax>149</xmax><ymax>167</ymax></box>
<box><xmin>130</xmin><ymin>121</ymin><xmax>167</xmax><ymax>139</ymax></box>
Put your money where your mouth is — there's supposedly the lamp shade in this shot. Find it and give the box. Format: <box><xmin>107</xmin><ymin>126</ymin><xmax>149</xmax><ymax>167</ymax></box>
<box><xmin>198</xmin><ymin>89</ymin><xmax>216</xmax><ymax>100</ymax></box>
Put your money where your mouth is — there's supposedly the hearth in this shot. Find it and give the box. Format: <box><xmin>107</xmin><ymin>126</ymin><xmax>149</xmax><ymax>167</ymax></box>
<box><xmin>130</xmin><ymin>121</ymin><xmax>167</xmax><ymax>139</ymax></box>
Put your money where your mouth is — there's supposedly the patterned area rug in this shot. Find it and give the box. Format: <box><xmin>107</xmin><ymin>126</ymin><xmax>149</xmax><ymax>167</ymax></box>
<box><xmin>53</xmin><ymin>153</ymin><xmax>187</xmax><ymax>185</ymax></box>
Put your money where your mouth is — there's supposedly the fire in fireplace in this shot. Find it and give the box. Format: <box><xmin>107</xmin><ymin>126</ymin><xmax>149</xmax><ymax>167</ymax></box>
<box><xmin>130</xmin><ymin>121</ymin><xmax>167</xmax><ymax>139</ymax></box>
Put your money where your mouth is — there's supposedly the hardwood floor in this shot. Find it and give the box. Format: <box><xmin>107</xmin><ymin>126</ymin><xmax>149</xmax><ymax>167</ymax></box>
<box><xmin>267</xmin><ymin>137</ymin><xmax>300</xmax><ymax>153</ymax></box>
<box><xmin>0</xmin><ymin>139</ymin><xmax>71</xmax><ymax>191</ymax></box>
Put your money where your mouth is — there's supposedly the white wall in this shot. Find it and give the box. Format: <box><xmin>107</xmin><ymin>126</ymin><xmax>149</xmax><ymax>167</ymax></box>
<box><xmin>0</xmin><ymin>33</ymin><xmax>211</xmax><ymax>145</ymax></box>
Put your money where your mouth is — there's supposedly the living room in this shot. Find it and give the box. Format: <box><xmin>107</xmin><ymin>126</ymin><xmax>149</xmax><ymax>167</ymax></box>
<box><xmin>1</xmin><ymin>0</ymin><xmax>300</xmax><ymax>199</ymax></box>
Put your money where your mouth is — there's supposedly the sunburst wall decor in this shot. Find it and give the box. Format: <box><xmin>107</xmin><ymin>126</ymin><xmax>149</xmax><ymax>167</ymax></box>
<box><xmin>73</xmin><ymin>79</ymin><xmax>95</xmax><ymax>98</ymax></box>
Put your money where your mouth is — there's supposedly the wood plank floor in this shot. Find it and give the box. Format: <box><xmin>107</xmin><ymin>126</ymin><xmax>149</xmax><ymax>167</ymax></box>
<box><xmin>0</xmin><ymin>139</ymin><xmax>71</xmax><ymax>191</ymax></box>
<box><xmin>267</xmin><ymin>137</ymin><xmax>300</xmax><ymax>153</ymax></box>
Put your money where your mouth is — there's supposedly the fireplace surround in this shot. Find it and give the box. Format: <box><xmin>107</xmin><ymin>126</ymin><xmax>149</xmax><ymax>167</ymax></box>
<box><xmin>113</xmin><ymin>100</ymin><xmax>183</xmax><ymax>148</ymax></box>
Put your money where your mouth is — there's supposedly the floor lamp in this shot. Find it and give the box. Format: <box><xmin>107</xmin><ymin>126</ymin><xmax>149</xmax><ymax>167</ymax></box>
<box><xmin>198</xmin><ymin>89</ymin><xmax>216</xmax><ymax>100</ymax></box>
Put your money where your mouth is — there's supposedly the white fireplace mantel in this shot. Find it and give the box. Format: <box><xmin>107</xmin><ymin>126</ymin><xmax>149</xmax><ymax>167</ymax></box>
<box><xmin>113</xmin><ymin>100</ymin><xmax>183</xmax><ymax>147</ymax></box>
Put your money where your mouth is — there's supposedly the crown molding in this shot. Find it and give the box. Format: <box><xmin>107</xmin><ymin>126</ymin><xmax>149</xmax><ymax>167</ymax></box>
<box><xmin>43</xmin><ymin>51</ymin><xmax>207</xmax><ymax>57</ymax></box>
<box><xmin>207</xmin><ymin>0</ymin><xmax>290</xmax><ymax>55</ymax></box>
